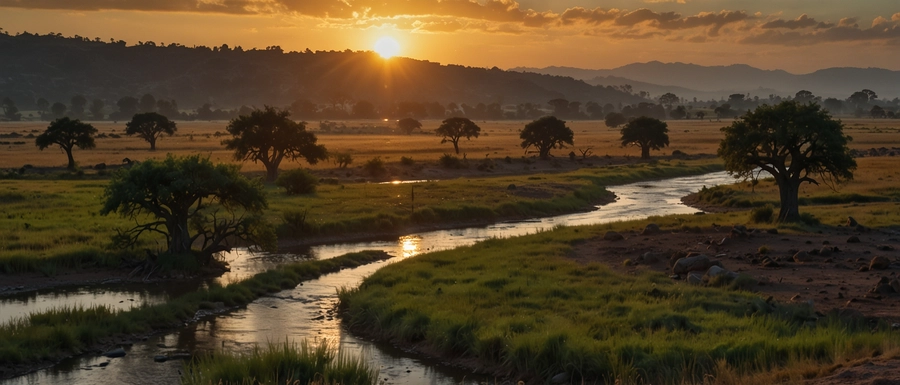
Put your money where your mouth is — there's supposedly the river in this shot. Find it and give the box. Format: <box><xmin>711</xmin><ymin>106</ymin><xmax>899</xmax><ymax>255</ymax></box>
<box><xmin>1</xmin><ymin>171</ymin><xmax>737</xmax><ymax>385</ymax></box>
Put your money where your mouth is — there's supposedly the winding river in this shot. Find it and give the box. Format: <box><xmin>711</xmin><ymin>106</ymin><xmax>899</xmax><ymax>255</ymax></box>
<box><xmin>1</xmin><ymin>171</ymin><xmax>737</xmax><ymax>385</ymax></box>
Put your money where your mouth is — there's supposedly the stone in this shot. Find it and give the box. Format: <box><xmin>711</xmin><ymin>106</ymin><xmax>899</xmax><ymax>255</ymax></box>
<box><xmin>153</xmin><ymin>355</ymin><xmax>168</xmax><ymax>363</ymax></box>
<box><xmin>871</xmin><ymin>277</ymin><xmax>895</xmax><ymax>295</ymax></box>
<box><xmin>766</xmin><ymin>228</ymin><xmax>779</xmax><ymax>234</ymax></box>
<box><xmin>673</xmin><ymin>254</ymin><xmax>713</xmax><ymax>275</ymax></box>
<box><xmin>102</xmin><ymin>348</ymin><xmax>126</xmax><ymax>358</ymax></box>
<box><xmin>819</xmin><ymin>247</ymin><xmax>833</xmax><ymax>257</ymax></box>
<box><xmin>793</xmin><ymin>251</ymin><xmax>813</xmax><ymax>263</ymax></box>
<box><xmin>847</xmin><ymin>216</ymin><xmax>858</xmax><ymax>227</ymax></box>
<box><xmin>704</xmin><ymin>265</ymin><xmax>739</xmax><ymax>282</ymax></box>
<box><xmin>638</xmin><ymin>252</ymin><xmax>664</xmax><ymax>264</ymax></box>
<box><xmin>550</xmin><ymin>372</ymin><xmax>570</xmax><ymax>384</ymax></box>
<box><xmin>603</xmin><ymin>231</ymin><xmax>624</xmax><ymax>241</ymax></box>
<box><xmin>687</xmin><ymin>272</ymin><xmax>704</xmax><ymax>285</ymax></box>
<box><xmin>870</xmin><ymin>256</ymin><xmax>891</xmax><ymax>270</ymax></box>
<box><xmin>507</xmin><ymin>184</ymin><xmax>516</xmax><ymax>190</ymax></box>
<box><xmin>891</xmin><ymin>279</ymin><xmax>900</xmax><ymax>294</ymax></box>
<box><xmin>641</xmin><ymin>223</ymin><xmax>661</xmax><ymax>235</ymax></box>
<box><xmin>877</xmin><ymin>245</ymin><xmax>896</xmax><ymax>251</ymax></box>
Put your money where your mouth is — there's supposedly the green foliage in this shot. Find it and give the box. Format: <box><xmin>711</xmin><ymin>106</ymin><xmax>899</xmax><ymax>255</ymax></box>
<box><xmin>124</xmin><ymin>112</ymin><xmax>177</xmax><ymax>151</ymax></box>
<box><xmin>340</xmin><ymin>227</ymin><xmax>897</xmax><ymax>384</ymax></box>
<box><xmin>719</xmin><ymin>101</ymin><xmax>856</xmax><ymax>222</ymax></box>
<box><xmin>749</xmin><ymin>204</ymin><xmax>774</xmax><ymax>223</ymax></box>
<box><xmin>333</xmin><ymin>152</ymin><xmax>354</xmax><ymax>168</ymax></box>
<box><xmin>620</xmin><ymin>116</ymin><xmax>669</xmax><ymax>159</ymax></box>
<box><xmin>222</xmin><ymin>106</ymin><xmax>328</xmax><ymax>182</ymax></box>
<box><xmin>436</xmin><ymin>117</ymin><xmax>480</xmax><ymax>154</ymax></box>
<box><xmin>101</xmin><ymin>154</ymin><xmax>274</xmax><ymax>261</ymax></box>
<box><xmin>182</xmin><ymin>340</ymin><xmax>379</xmax><ymax>385</ymax></box>
<box><xmin>438</xmin><ymin>153</ymin><xmax>464</xmax><ymax>169</ymax></box>
<box><xmin>34</xmin><ymin>118</ymin><xmax>98</xmax><ymax>171</ymax></box>
<box><xmin>275</xmin><ymin>168</ymin><xmax>318</xmax><ymax>195</ymax></box>
<box><xmin>362</xmin><ymin>157</ymin><xmax>386</xmax><ymax>177</ymax></box>
<box><xmin>520</xmin><ymin>116</ymin><xmax>574</xmax><ymax>160</ymax></box>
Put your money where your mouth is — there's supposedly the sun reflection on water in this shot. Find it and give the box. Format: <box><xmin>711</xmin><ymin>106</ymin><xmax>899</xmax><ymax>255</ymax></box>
<box><xmin>399</xmin><ymin>235</ymin><xmax>422</xmax><ymax>258</ymax></box>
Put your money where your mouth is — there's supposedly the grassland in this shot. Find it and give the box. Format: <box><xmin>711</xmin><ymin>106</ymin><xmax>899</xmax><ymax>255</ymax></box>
<box><xmin>339</xmin><ymin>224</ymin><xmax>899</xmax><ymax>385</ymax></box>
<box><xmin>0</xmin><ymin>250</ymin><xmax>390</xmax><ymax>376</ymax></box>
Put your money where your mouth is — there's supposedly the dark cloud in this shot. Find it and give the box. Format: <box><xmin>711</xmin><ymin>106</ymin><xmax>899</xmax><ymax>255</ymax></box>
<box><xmin>0</xmin><ymin>0</ymin><xmax>259</xmax><ymax>14</ymax></box>
<box><xmin>761</xmin><ymin>14</ymin><xmax>818</xmax><ymax>30</ymax></box>
<box><xmin>615</xmin><ymin>8</ymin><xmax>680</xmax><ymax>27</ymax></box>
<box><xmin>741</xmin><ymin>20</ymin><xmax>900</xmax><ymax>45</ymax></box>
<box><xmin>559</xmin><ymin>7</ymin><xmax>619</xmax><ymax>25</ymax></box>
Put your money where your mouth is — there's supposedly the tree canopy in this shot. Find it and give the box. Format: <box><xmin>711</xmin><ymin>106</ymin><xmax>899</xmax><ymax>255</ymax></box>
<box><xmin>520</xmin><ymin>116</ymin><xmax>574</xmax><ymax>160</ymax></box>
<box><xmin>223</xmin><ymin>106</ymin><xmax>328</xmax><ymax>182</ymax></box>
<box><xmin>125</xmin><ymin>112</ymin><xmax>177</xmax><ymax>151</ymax></box>
<box><xmin>397</xmin><ymin>117</ymin><xmax>422</xmax><ymax>135</ymax></box>
<box><xmin>719</xmin><ymin>101</ymin><xmax>856</xmax><ymax>222</ymax></box>
<box><xmin>35</xmin><ymin>117</ymin><xmax>97</xmax><ymax>170</ymax></box>
<box><xmin>436</xmin><ymin>117</ymin><xmax>481</xmax><ymax>154</ymax></box>
<box><xmin>101</xmin><ymin>155</ymin><xmax>275</xmax><ymax>264</ymax></box>
<box><xmin>620</xmin><ymin>116</ymin><xmax>669</xmax><ymax>159</ymax></box>
<box><xmin>604</xmin><ymin>112</ymin><xmax>627</xmax><ymax>128</ymax></box>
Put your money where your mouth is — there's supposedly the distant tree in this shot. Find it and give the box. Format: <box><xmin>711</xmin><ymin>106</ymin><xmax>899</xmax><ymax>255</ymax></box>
<box><xmin>116</xmin><ymin>96</ymin><xmax>139</xmax><ymax>118</ymax></box>
<box><xmin>794</xmin><ymin>90</ymin><xmax>815</xmax><ymax>104</ymax></box>
<box><xmin>848</xmin><ymin>89</ymin><xmax>877</xmax><ymax>111</ymax></box>
<box><xmin>1</xmin><ymin>97</ymin><xmax>22</xmax><ymax>121</ymax></box>
<box><xmin>435</xmin><ymin>117</ymin><xmax>481</xmax><ymax>154</ymax></box>
<box><xmin>89</xmin><ymin>99</ymin><xmax>105</xmax><ymax>120</ymax></box>
<box><xmin>397</xmin><ymin>117</ymin><xmax>422</xmax><ymax>135</ymax></box>
<box><xmin>604</xmin><ymin>112</ymin><xmax>627</xmax><ymax>128</ymax></box>
<box><xmin>352</xmin><ymin>100</ymin><xmax>378</xmax><ymax>119</ymax></box>
<box><xmin>35</xmin><ymin>117</ymin><xmax>97</xmax><ymax>171</ymax></box>
<box><xmin>139</xmin><ymin>93</ymin><xmax>157</xmax><ymax>113</ymax></box>
<box><xmin>548</xmin><ymin>98</ymin><xmax>570</xmax><ymax>118</ymax></box>
<box><xmin>719</xmin><ymin>101</ymin><xmax>855</xmax><ymax>222</ymax></box>
<box><xmin>669</xmin><ymin>106</ymin><xmax>687</xmax><ymax>120</ymax></box>
<box><xmin>36</xmin><ymin>98</ymin><xmax>50</xmax><ymax>117</ymax></box>
<box><xmin>714</xmin><ymin>104</ymin><xmax>735</xmax><ymax>120</ymax></box>
<box><xmin>223</xmin><ymin>106</ymin><xmax>328</xmax><ymax>182</ymax></box>
<box><xmin>290</xmin><ymin>99</ymin><xmax>318</xmax><ymax>120</ymax></box>
<box><xmin>50</xmin><ymin>102</ymin><xmax>67</xmax><ymax>119</ymax></box>
<box><xmin>658</xmin><ymin>93</ymin><xmax>679</xmax><ymax>108</ymax></box>
<box><xmin>871</xmin><ymin>105</ymin><xmax>887</xmax><ymax>119</ymax></box>
<box><xmin>585</xmin><ymin>101</ymin><xmax>604</xmax><ymax>119</ymax></box>
<box><xmin>156</xmin><ymin>99</ymin><xmax>180</xmax><ymax>119</ymax></box>
<box><xmin>425</xmin><ymin>102</ymin><xmax>446</xmax><ymax>119</ymax></box>
<box><xmin>520</xmin><ymin>116</ymin><xmax>574</xmax><ymax>160</ymax></box>
<box><xmin>822</xmin><ymin>98</ymin><xmax>844</xmax><ymax>114</ymax></box>
<box><xmin>620</xmin><ymin>116</ymin><xmax>669</xmax><ymax>159</ymax></box>
<box><xmin>695</xmin><ymin>111</ymin><xmax>706</xmax><ymax>120</ymax></box>
<box><xmin>69</xmin><ymin>95</ymin><xmax>87</xmax><ymax>119</ymax></box>
<box><xmin>333</xmin><ymin>153</ymin><xmax>353</xmax><ymax>168</ymax></box>
<box><xmin>101</xmin><ymin>155</ymin><xmax>275</xmax><ymax>264</ymax></box>
<box><xmin>125</xmin><ymin>112</ymin><xmax>177</xmax><ymax>151</ymax></box>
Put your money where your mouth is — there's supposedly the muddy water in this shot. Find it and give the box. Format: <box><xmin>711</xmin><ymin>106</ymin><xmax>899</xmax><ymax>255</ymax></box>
<box><xmin>2</xmin><ymin>171</ymin><xmax>736</xmax><ymax>385</ymax></box>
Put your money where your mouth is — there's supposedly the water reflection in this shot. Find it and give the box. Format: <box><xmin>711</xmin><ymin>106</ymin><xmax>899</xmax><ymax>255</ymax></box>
<box><xmin>399</xmin><ymin>235</ymin><xmax>422</xmax><ymax>258</ymax></box>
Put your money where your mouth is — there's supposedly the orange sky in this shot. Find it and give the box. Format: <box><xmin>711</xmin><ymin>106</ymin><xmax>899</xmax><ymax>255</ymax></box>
<box><xmin>1</xmin><ymin>1</ymin><xmax>899</xmax><ymax>73</ymax></box>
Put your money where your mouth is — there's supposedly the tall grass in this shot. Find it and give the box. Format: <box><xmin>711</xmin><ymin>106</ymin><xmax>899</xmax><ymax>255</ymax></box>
<box><xmin>339</xmin><ymin>226</ymin><xmax>898</xmax><ymax>384</ymax></box>
<box><xmin>0</xmin><ymin>250</ymin><xmax>391</xmax><ymax>369</ymax></box>
<box><xmin>181</xmin><ymin>339</ymin><xmax>378</xmax><ymax>385</ymax></box>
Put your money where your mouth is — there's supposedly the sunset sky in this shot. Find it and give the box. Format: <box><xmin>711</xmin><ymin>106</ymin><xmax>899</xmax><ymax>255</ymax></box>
<box><xmin>1</xmin><ymin>0</ymin><xmax>898</xmax><ymax>73</ymax></box>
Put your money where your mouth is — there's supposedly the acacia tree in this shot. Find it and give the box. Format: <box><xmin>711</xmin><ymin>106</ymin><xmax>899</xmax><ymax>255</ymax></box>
<box><xmin>436</xmin><ymin>117</ymin><xmax>480</xmax><ymax>154</ymax></box>
<box><xmin>35</xmin><ymin>117</ymin><xmax>97</xmax><ymax>171</ymax></box>
<box><xmin>719</xmin><ymin>101</ymin><xmax>856</xmax><ymax>223</ymax></box>
<box><xmin>520</xmin><ymin>116</ymin><xmax>574</xmax><ymax>160</ymax></box>
<box><xmin>101</xmin><ymin>155</ymin><xmax>275</xmax><ymax>264</ymax></box>
<box><xmin>604</xmin><ymin>112</ymin><xmax>626</xmax><ymax>128</ymax></box>
<box><xmin>223</xmin><ymin>106</ymin><xmax>328</xmax><ymax>182</ymax></box>
<box><xmin>125</xmin><ymin>112</ymin><xmax>177</xmax><ymax>151</ymax></box>
<box><xmin>620</xmin><ymin>116</ymin><xmax>669</xmax><ymax>159</ymax></box>
<box><xmin>397</xmin><ymin>117</ymin><xmax>422</xmax><ymax>135</ymax></box>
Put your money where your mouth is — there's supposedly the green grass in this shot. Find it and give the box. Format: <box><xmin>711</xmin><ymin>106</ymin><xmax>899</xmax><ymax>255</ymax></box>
<box><xmin>0</xmin><ymin>250</ymin><xmax>391</xmax><ymax>368</ymax></box>
<box><xmin>181</xmin><ymin>339</ymin><xmax>378</xmax><ymax>385</ymax></box>
<box><xmin>339</xmin><ymin>226</ymin><xmax>898</xmax><ymax>384</ymax></box>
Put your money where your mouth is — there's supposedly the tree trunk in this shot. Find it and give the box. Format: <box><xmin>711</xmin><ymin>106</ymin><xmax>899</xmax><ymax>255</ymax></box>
<box><xmin>265</xmin><ymin>166</ymin><xmax>278</xmax><ymax>182</ymax></box>
<box><xmin>167</xmin><ymin>217</ymin><xmax>193</xmax><ymax>255</ymax></box>
<box><xmin>641</xmin><ymin>145</ymin><xmax>650</xmax><ymax>159</ymax></box>
<box><xmin>453</xmin><ymin>141</ymin><xmax>460</xmax><ymax>154</ymax></box>
<box><xmin>149</xmin><ymin>137</ymin><xmax>157</xmax><ymax>151</ymax></box>
<box><xmin>540</xmin><ymin>147</ymin><xmax>550</xmax><ymax>160</ymax></box>
<box><xmin>65</xmin><ymin>148</ymin><xmax>76</xmax><ymax>171</ymax></box>
<box><xmin>777</xmin><ymin>178</ymin><xmax>801</xmax><ymax>222</ymax></box>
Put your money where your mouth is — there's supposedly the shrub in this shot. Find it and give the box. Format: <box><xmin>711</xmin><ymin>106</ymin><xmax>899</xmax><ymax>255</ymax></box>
<box><xmin>363</xmin><ymin>157</ymin><xmax>386</xmax><ymax>177</ymax></box>
<box><xmin>400</xmin><ymin>156</ymin><xmax>415</xmax><ymax>166</ymax></box>
<box><xmin>275</xmin><ymin>169</ymin><xmax>318</xmax><ymax>195</ymax></box>
<box><xmin>439</xmin><ymin>154</ymin><xmax>464</xmax><ymax>169</ymax></box>
<box><xmin>333</xmin><ymin>153</ymin><xmax>353</xmax><ymax>168</ymax></box>
<box><xmin>749</xmin><ymin>204</ymin><xmax>774</xmax><ymax>223</ymax></box>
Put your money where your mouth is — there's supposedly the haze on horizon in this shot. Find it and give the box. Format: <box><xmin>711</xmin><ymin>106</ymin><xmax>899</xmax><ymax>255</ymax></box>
<box><xmin>0</xmin><ymin>0</ymin><xmax>899</xmax><ymax>73</ymax></box>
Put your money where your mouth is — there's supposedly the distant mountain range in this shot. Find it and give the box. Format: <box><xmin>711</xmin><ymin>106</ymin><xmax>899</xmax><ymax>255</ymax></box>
<box><xmin>511</xmin><ymin>62</ymin><xmax>900</xmax><ymax>101</ymax></box>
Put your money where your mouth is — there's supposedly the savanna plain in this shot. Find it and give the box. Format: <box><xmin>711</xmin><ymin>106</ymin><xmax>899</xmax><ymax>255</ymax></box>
<box><xmin>1</xmin><ymin>117</ymin><xmax>900</xmax><ymax>384</ymax></box>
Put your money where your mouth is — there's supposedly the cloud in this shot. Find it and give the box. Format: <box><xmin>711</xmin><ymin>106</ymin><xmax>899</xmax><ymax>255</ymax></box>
<box><xmin>740</xmin><ymin>16</ymin><xmax>900</xmax><ymax>46</ymax></box>
<box><xmin>761</xmin><ymin>14</ymin><xmax>818</xmax><ymax>30</ymax></box>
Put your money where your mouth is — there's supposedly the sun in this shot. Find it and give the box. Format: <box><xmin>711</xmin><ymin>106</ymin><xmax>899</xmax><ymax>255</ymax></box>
<box><xmin>373</xmin><ymin>37</ymin><xmax>401</xmax><ymax>59</ymax></box>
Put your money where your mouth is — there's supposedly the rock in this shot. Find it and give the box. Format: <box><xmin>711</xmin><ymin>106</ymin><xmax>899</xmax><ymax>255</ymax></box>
<box><xmin>870</xmin><ymin>256</ymin><xmax>891</xmax><ymax>270</ymax></box>
<box><xmin>859</xmin><ymin>266</ymin><xmax>870</xmax><ymax>272</ymax></box>
<box><xmin>766</xmin><ymin>228</ymin><xmax>779</xmax><ymax>234</ymax></box>
<box><xmin>762</xmin><ymin>257</ymin><xmax>781</xmax><ymax>268</ymax></box>
<box><xmin>507</xmin><ymin>184</ymin><xmax>516</xmax><ymax>190</ymax></box>
<box><xmin>153</xmin><ymin>355</ymin><xmax>168</xmax><ymax>363</ymax></box>
<box><xmin>673</xmin><ymin>255</ymin><xmax>713</xmax><ymax>275</ymax></box>
<box><xmin>891</xmin><ymin>279</ymin><xmax>900</xmax><ymax>294</ymax></box>
<box><xmin>638</xmin><ymin>252</ymin><xmax>663</xmax><ymax>264</ymax></box>
<box><xmin>871</xmin><ymin>277</ymin><xmax>895</xmax><ymax>295</ymax></box>
<box><xmin>877</xmin><ymin>245</ymin><xmax>896</xmax><ymax>251</ymax></box>
<box><xmin>704</xmin><ymin>265</ymin><xmax>739</xmax><ymax>282</ymax></box>
<box><xmin>793</xmin><ymin>251</ymin><xmax>813</xmax><ymax>263</ymax></box>
<box><xmin>603</xmin><ymin>231</ymin><xmax>624</xmax><ymax>241</ymax></box>
<box><xmin>730</xmin><ymin>225</ymin><xmax>748</xmax><ymax>238</ymax></box>
<box><xmin>97</xmin><ymin>361</ymin><xmax>109</xmax><ymax>367</ymax></box>
<box><xmin>819</xmin><ymin>247</ymin><xmax>833</xmax><ymax>257</ymax></box>
<box><xmin>550</xmin><ymin>372</ymin><xmax>570</xmax><ymax>384</ymax></box>
<box><xmin>102</xmin><ymin>348</ymin><xmax>126</xmax><ymax>358</ymax></box>
<box><xmin>641</xmin><ymin>223</ymin><xmax>661</xmax><ymax>235</ymax></box>
<box><xmin>790</xmin><ymin>294</ymin><xmax>801</xmax><ymax>301</ymax></box>
<box><xmin>847</xmin><ymin>216</ymin><xmax>858</xmax><ymax>227</ymax></box>
<box><xmin>687</xmin><ymin>272</ymin><xmax>704</xmax><ymax>285</ymax></box>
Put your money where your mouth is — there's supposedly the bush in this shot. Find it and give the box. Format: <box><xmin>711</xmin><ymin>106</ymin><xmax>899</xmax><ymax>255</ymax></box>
<box><xmin>275</xmin><ymin>169</ymin><xmax>318</xmax><ymax>195</ymax></box>
<box><xmin>363</xmin><ymin>157</ymin><xmax>387</xmax><ymax>177</ymax></box>
<box><xmin>400</xmin><ymin>156</ymin><xmax>415</xmax><ymax>166</ymax></box>
<box><xmin>749</xmin><ymin>204</ymin><xmax>774</xmax><ymax>223</ymax></box>
<box><xmin>439</xmin><ymin>154</ymin><xmax>464</xmax><ymax>169</ymax></box>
